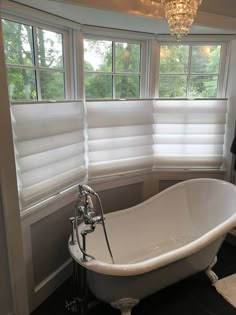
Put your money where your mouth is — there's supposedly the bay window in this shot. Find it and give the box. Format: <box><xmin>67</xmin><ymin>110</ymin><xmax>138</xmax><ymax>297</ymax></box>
<box><xmin>2</xmin><ymin>16</ymin><xmax>229</xmax><ymax>211</ymax></box>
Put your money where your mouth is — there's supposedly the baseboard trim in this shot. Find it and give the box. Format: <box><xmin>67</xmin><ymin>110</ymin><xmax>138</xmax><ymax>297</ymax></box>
<box><xmin>35</xmin><ymin>258</ymin><xmax>72</xmax><ymax>293</ymax></box>
<box><xmin>30</xmin><ymin>258</ymin><xmax>72</xmax><ymax>312</ymax></box>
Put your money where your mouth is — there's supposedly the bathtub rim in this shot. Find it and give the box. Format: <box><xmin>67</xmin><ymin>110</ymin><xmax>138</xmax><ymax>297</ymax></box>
<box><xmin>69</xmin><ymin>178</ymin><xmax>236</xmax><ymax>276</ymax></box>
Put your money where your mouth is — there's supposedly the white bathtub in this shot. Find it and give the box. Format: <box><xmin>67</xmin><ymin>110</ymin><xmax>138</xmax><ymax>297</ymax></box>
<box><xmin>69</xmin><ymin>178</ymin><xmax>236</xmax><ymax>315</ymax></box>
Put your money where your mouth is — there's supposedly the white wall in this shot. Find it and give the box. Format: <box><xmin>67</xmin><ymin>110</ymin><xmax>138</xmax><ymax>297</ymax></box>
<box><xmin>0</xmin><ymin>13</ymin><xmax>29</xmax><ymax>315</ymax></box>
<box><xmin>0</xmin><ymin>188</ymin><xmax>13</xmax><ymax>315</ymax></box>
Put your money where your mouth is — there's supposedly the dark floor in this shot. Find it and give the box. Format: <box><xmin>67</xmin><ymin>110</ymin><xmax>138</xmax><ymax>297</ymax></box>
<box><xmin>32</xmin><ymin>241</ymin><xmax>236</xmax><ymax>315</ymax></box>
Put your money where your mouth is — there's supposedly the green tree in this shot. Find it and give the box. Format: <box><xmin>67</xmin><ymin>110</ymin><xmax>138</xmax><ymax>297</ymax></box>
<box><xmin>159</xmin><ymin>44</ymin><xmax>221</xmax><ymax>98</ymax></box>
<box><xmin>2</xmin><ymin>19</ymin><xmax>65</xmax><ymax>102</ymax></box>
<box><xmin>84</xmin><ymin>40</ymin><xmax>140</xmax><ymax>99</ymax></box>
<box><xmin>37</xmin><ymin>29</ymin><xmax>64</xmax><ymax>100</ymax></box>
<box><xmin>2</xmin><ymin>19</ymin><xmax>36</xmax><ymax>101</ymax></box>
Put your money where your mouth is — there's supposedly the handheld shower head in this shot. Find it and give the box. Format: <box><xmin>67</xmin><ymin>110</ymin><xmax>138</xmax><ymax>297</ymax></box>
<box><xmin>79</xmin><ymin>184</ymin><xmax>95</xmax><ymax>195</ymax></box>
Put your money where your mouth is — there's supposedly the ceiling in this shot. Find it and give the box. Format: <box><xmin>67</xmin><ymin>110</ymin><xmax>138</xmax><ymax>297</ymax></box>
<box><xmin>52</xmin><ymin>0</ymin><xmax>236</xmax><ymax>19</ymax></box>
<box><xmin>199</xmin><ymin>0</ymin><xmax>236</xmax><ymax>18</ymax></box>
<box><xmin>9</xmin><ymin>0</ymin><xmax>236</xmax><ymax>35</ymax></box>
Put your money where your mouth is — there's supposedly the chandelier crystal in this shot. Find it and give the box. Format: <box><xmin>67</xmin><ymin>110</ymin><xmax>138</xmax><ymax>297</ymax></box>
<box><xmin>153</xmin><ymin>0</ymin><xmax>203</xmax><ymax>40</ymax></box>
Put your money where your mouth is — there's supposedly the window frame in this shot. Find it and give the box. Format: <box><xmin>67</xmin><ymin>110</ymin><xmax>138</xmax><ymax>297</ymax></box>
<box><xmin>2</xmin><ymin>13</ymin><xmax>73</xmax><ymax>102</ymax></box>
<box><xmin>156</xmin><ymin>40</ymin><xmax>229</xmax><ymax>99</ymax></box>
<box><xmin>83</xmin><ymin>33</ymin><xmax>148</xmax><ymax>99</ymax></box>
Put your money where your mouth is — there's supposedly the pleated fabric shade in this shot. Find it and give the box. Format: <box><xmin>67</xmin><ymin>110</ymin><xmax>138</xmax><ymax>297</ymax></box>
<box><xmin>87</xmin><ymin>100</ymin><xmax>154</xmax><ymax>178</ymax></box>
<box><xmin>11</xmin><ymin>101</ymin><xmax>87</xmax><ymax>209</ymax></box>
<box><xmin>87</xmin><ymin>99</ymin><xmax>227</xmax><ymax>178</ymax></box>
<box><xmin>10</xmin><ymin>98</ymin><xmax>227</xmax><ymax>210</ymax></box>
<box><xmin>153</xmin><ymin>99</ymin><xmax>227</xmax><ymax>169</ymax></box>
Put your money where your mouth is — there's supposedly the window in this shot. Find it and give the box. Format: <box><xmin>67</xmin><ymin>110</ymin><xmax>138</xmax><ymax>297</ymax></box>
<box><xmin>2</xmin><ymin>19</ymin><xmax>67</xmax><ymax>102</ymax></box>
<box><xmin>84</xmin><ymin>38</ymin><xmax>142</xmax><ymax>99</ymax></box>
<box><xmin>159</xmin><ymin>44</ymin><xmax>222</xmax><ymax>98</ymax></box>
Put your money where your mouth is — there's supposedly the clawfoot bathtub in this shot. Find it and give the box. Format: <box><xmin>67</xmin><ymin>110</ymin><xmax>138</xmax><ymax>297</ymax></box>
<box><xmin>69</xmin><ymin>178</ymin><xmax>236</xmax><ymax>315</ymax></box>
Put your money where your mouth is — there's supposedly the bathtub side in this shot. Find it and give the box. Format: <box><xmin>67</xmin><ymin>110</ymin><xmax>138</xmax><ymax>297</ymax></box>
<box><xmin>87</xmin><ymin>235</ymin><xmax>225</xmax><ymax>304</ymax></box>
<box><xmin>185</xmin><ymin>179</ymin><xmax>236</xmax><ymax>234</ymax></box>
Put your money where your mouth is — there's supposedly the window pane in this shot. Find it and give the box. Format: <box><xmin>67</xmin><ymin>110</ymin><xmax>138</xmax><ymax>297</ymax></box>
<box><xmin>115</xmin><ymin>42</ymin><xmax>140</xmax><ymax>73</ymax></box>
<box><xmin>191</xmin><ymin>46</ymin><xmax>221</xmax><ymax>74</ymax></box>
<box><xmin>7</xmin><ymin>68</ymin><xmax>36</xmax><ymax>101</ymax></box>
<box><xmin>40</xmin><ymin>71</ymin><xmax>65</xmax><ymax>100</ymax></box>
<box><xmin>2</xmin><ymin>19</ymin><xmax>34</xmax><ymax>66</ymax></box>
<box><xmin>160</xmin><ymin>45</ymin><xmax>189</xmax><ymax>74</ymax></box>
<box><xmin>84</xmin><ymin>39</ymin><xmax>112</xmax><ymax>72</ymax></box>
<box><xmin>159</xmin><ymin>75</ymin><xmax>187</xmax><ymax>98</ymax></box>
<box><xmin>37</xmin><ymin>29</ymin><xmax>64</xmax><ymax>68</ymax></box>
<box><xmin>189</xmin><ymin>75</ymin><xmax>218</xmax><ymax>98</ymax></box>
<box><xmin>115</xmin><ymin>75</ymin><xmax>140</xmax><ymax>98</ymax></box>
<box><xmin>85</xmin><ymin>74</ymin><xmax>112</xmax><ymax>99</ymax></box>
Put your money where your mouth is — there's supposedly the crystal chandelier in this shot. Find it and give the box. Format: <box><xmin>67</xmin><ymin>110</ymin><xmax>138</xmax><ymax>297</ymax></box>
<box><xmin>152</xmin><ymin>0</ymin><xmax>203</xmax><ymax>40</ymax></box>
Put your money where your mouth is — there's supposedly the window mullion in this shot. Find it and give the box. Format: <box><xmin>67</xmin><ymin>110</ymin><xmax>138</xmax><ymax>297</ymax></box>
<box><xmin>112</xmin><ymin>41</ymin><xmax>115</xmax><ymax>98</ymax></box>
<box><xmin>186</xmin><ymin>45</ymin><xmax>192</xmax><ymax>98</ymax></box>
<box><xmin>217</xmin><ymin>43</ymin><xmax>228</xmax><ymax>98</ymax></box>
<box><xmin>33</xmin><ymin>26</ymin><xmax>41</xmax><ymax>100</ymax></box>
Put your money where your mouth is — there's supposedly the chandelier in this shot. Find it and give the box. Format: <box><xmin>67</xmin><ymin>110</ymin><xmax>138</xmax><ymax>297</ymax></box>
<box><xmin>152</xmin><ymin>0</ymin><xmax>203</xmax><ymax>40</ymax></box>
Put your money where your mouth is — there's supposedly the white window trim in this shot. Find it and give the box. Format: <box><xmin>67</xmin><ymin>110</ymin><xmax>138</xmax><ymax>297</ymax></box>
<box><xmin>155</xmin><ymin>39</ymin><xmax>230</xmax><ymax>99</ymax></box>
<box><xmin>2</xmin><ymin>12</ymin><xmax>74</xmax><ymax>100</ymax></box>
<box><xmin>83</xmin><ymin>32</ymin><xmax>148</xmax><ymax>99</ymax></box>
<box><xmin>0</xmin><ymin>16</ymin><xmax>29</xmax><ymax>315</ymax></box>
<box><xmin>1</xmin><ymin>0</ymin><xmax>82</xmax><ymax>30</ymax></box>
<box><xmin>72</xmin><ymin>30</ymin><xmax>84</xmax><ymax>99</ymax></box>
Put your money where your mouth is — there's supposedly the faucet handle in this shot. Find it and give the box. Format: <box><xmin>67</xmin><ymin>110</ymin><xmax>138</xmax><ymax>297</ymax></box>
<box><xmin>87</xmin><ymin>195</ymin><xmax>94</xmax><ymax>210</ymax></box>
<box><xmin>69</xmin><ymin>217</ymin><xmax>75</xmax><ymax>224</ymax></box>
<box><xmin>90</xmin><ymin>215</ymin><xmax>103</xmax><ymax>225</ymax></box>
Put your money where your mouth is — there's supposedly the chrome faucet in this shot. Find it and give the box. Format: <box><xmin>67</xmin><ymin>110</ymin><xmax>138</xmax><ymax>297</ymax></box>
<box><xmin>77</xmin><ymin>185</ymin><xmax>102</xmax><ymax>227</ymax></box>
<box><xmin>70</xmin><ymin>184</ymin><xmax>115</xmax><ymax>264</ymax></box>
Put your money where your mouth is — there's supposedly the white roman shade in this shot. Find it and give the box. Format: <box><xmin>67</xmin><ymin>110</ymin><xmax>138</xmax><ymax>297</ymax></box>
<box><xmin>10</xmin><ymin>98</ymin><xmax>228</xmax><ymax>209</ymax></box>
<box><xmin>11</xmin><ymin>101</ymin><xmax>86</xmax><ymax>209</ymax></box>
<box><xmin>153</xmin><ymin>99</ymin><xmax>227</xmax><ymax>169</ymax></box>
<box><xmin>87</xmin><ymin>100</ymin><xmax>154</xmax><ymax>178</ymax></box>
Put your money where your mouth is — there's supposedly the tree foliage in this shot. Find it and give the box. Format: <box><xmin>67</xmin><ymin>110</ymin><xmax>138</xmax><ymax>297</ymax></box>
<box><xmin>2</xmin><ymin>19</ymin><xmax>222</xmax><ymax>101</ymax></box>
<box><xmin>159</xmin><ymin>45</ymin><xmax>221</xmax><ymax>98</ymax></box>
<box><xmin>2</xmin><ymin>19</ymin><xmax>65</xmax><ymax>102</ymax></box>
<box><xmin>84</xmin><ymin>39</ymin><xmax>141</xmax><ymax>99</ymax></box>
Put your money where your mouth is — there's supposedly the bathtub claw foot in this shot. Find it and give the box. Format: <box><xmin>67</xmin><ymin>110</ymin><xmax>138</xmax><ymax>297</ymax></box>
<box><xmin>111</xmin><ymin>298</ymin><xmax>139</xmax><ymax>315</ymax></box>
<box><xmin>205</xmin><ymin>256</ymin><xmax>218</xmax><ymax>284</ymax></box>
